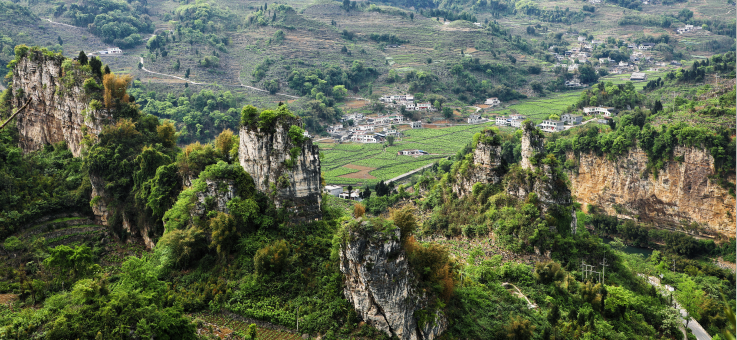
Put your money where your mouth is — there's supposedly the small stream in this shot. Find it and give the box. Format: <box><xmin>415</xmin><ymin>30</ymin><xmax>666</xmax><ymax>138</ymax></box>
<box><xmin>601</xmin><ymin>236</ymin><xmax>653</xmax><ymax>258</ymax></box>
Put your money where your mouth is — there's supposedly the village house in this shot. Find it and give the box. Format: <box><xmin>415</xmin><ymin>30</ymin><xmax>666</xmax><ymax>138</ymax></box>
<box><xmin>415</xmin><ymin>102</ymin><xmax>433</xmax><ymax>111</ymax></box>
<box><xmin>583</xmin><ymin>106</ymin><xmax>619</xmax><ymax>116</ymax></box>
<box><xmin>410</xmin><ymin>121</ymin><xmax>423</xmax><ymax>129</ymax></box>
<box><xmin>495</xmin><ymin>116</ymin><xmax>509</xmax><ymax>126</ymax></box>
<box><xmin>565</xmin><ymin>79</ymin><xmax>583</xmax><ymax>88</ymax></box>
<box><xmin>485</xmin><ymin>97</ymin><xmax>501</xmax><ymax>106</ymax></box>
<box><xmin>539</xmin><ymin>120</ymin><xmax>565</xmax><ymax>132</ymax></box>
<box><xmin>339</xmin><ymin>192</ymin><xmax>362</xmax><ymax>201</ymax></box>
<box><xmin>96</xmin><ymin>47</ymin><xmax>123</xmax><ymax>55</ymax></box>
<box><xmin>398</xmin><ymin>149</ymin><xmax>428</xmax><ymax>156</ymax></box>
<box><xmin>630</xmin><ymin>72</ymin><xmax>647</xmax><ymax>81</ymax></box>
<box><xmin>598</xmin><ymin>117</ymin><xmax>612</xmax><ymax>125</ymax></box>
<box><xmin>638</xmin><ymin>43</ymin><xmax>655</xmax><ymax>50</ymax></box>
<box><xmin>467</xmin><ymin>114</ymin><xmax>488</xmax><ymax>124</ymax></box>
<box><xmin>324</xmin><ymin>185</ymin><xmax>343</xmax><ymax>197</ymax></box>
<box><xmin>578</xmin><ymin>36</ymin><xmax>587</xmax><ymax>42</ymax></box>
<box><xmin>510</xmin><ymin>118</ymin><xmax>525</xmax><ymax>128</ymax></box>
<box><xmin>380</xmin><ymin>94</ymin><xmax>414</xmax><ymax>103</ymax></box>
<box><xmin>351</xmin><ymin>133</ymin><xmax>380</xmax><ymax>143</ymax></box>
<box><xmin>561</xmin><ymin>113</ymin><xmax>583</xmax><ymax>125</ymax></box>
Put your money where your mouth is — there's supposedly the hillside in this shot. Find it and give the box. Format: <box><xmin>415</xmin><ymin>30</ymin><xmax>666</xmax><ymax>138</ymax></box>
<box><xmin>0</xmin><ymin>0</ymin><xmax>734</xmax><ymax>337</ymax></box>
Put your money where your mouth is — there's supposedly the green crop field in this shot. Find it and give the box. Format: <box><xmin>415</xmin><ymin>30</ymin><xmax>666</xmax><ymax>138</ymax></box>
<box><xmin>318</xmin><ymin>123</ymin><xmax>495</xmax><ymax>186</ymax></box>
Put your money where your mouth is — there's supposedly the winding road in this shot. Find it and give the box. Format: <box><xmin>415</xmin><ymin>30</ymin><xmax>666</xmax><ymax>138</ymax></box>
<box><xmin>640</xmin><ymin>274</ymin><xmax>712</xmax><ymax>340</ymax></box>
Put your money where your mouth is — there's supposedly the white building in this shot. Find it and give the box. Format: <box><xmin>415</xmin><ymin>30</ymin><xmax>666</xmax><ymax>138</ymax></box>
<box><xmin>561</xmin><ymin>113</ymin><xmax>583</xmax><ymax>125</ymax></box>
<box><xmin>302</xmin><ymin>130</ymin><xmax>311</xmax><ymax>138</ymax></box>
<box><xmin>495</xmin><ymin>116</ymin><xmax>509</xmax><ymax>126</ymax></box>
<box><xmin>410</xmin><ymin>121</ymin><xmax>423</xmax><ymax>129</ymax></box>
<box><xmin>578</xmin><ymin>36</ymin><xmax>587</xmax><ymax>42</ymax></box>
<box><xmin>398</xmin><ymin>149</ymin><xmax>428</xmax><ymax>156</ymax></box>
<box><xmin>380</xmin><ymin>94</ymin><xmax>414</xmax><ymax>103</ymax></box>
<box><xmin>583</xmin><ymin>107</ymin><xmax>618</xmax><ymax>116</ymax></box>
<box><xmin>467</xmin><ymin>114</ymin><xmax>488</xmax><ymax>124</ymax></box>
<box><xmin>630</xmin><ymin>72</ymin><xmax>647</xmax><ymax>81</ymax></box>
<box><xmin>324</xmin><ymin>185</ymin><xmax>343</xmax><ymax>197</ymax></box>
<box><xmin>539</xmin><ymin>120</ymin><xmax>564</xmax><ymax>132</ymax></box>
<box><xmin>510</xmin><ymin>118</ymin><xmax>525</xmax><ymax>128</ymax></box>
<box><xmin>484</xmin><ymin>97</ymin><xmax>501</xmax><ymax>106</ymax></box>
<box><xmin>351</xmin><ymin>134</ymin><xmax>379</xmax><ymax>143</ymax></box>
<box><xmin>415</xmin><ymin>102</ymin><xmax>433</xmax><ymax>111</ymax></box>
<box><xmin>97</xmin><ymin>47</ymin><xmax>123</xmax><ymax>55</ymax></box>
<box><xmin>339</xmin><ymin>192</ymin><xmax>362</xmax><ymax>201</ymax></box>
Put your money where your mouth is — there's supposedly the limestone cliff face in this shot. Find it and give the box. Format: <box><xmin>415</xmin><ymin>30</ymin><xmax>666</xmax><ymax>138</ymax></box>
<box><xmin>11</xmin><ymin>51</ymin><xmax>111</xmax><ymax>157</ymax></box>
<box><xmin>90</xmin><ymin>173</ymin><xmax>157</xmax><ymax>249</ymax></box>
<box><xmin>569</xmin><ymin>146</ymin><xmax>736</xmax><ymax>237</ymax></box>
<box><xmin>507</xmin><ymin>125</ymin><xmax>572</xmax><ymax>211</ymax></box>
<box><xmin>339</xmin><ymin>220</ymin><xmax>447</xmax><ymax>340</ymax></box>
<box><xmin>239</xmin><ymin>117</ymin><xmax>321</xmax><ymax>220</ymax></box>
<box><xmin>452</xmin><ymin>129</ymin><xmax>504</xmax><ymax>197</ymax></box>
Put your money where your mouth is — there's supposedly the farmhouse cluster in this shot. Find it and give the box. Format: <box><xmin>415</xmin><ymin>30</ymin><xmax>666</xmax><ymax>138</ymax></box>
<box><xmin>326</xmin><ymin>109</ymin><xmax>425</xmax><ymax>144</ymax></box>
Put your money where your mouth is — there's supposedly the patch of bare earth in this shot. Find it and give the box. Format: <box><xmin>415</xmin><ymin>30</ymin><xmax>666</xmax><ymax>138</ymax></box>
<box><xmin>339</xmin><ymin>164</ymin><xmax>376</xmax><ymax>179</ymax></box>
<box><xmin>0</xmin><ymin>294</ymin><xmax>18</xmax><ymax>305</ymax></box>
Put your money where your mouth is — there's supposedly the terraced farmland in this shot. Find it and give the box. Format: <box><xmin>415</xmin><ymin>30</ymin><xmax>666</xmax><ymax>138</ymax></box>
<box><xmin>318</xmin><ymin>123</ymin><xmax>495</xmax><ymax>186</ymax></box>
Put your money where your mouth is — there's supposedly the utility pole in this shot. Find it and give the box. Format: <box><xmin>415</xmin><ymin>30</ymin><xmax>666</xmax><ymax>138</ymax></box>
<box><xmin>600</xmin><ymin>257</ymin><xmax>609</xmax><ymax>285</ymax></box>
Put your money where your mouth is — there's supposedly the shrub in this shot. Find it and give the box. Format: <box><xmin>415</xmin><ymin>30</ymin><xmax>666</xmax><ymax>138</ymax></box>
<box><xmin>254</xmin><ymin>240</ymin><xmax>289</xmax><ymax>276</ymax></box>
<box><xmin>3</xmin><ymin>236</ymin><xmax>24</xmax><ymax>251</ymax></box>
<box><xmin>353</xmin><ymin>203</ymin><xmax>365</xmax><ymax>218</ymax></box>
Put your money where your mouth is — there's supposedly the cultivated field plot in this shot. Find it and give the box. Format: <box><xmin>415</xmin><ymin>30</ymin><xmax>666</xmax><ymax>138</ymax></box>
<box><xmin>319</xmin><ymin>123</ymin><xmax>494</xmax><ymax>186</ymax></box>
<box><xmin>492</xmin><ymin>91</ymin><xmax>581</xmax><ymax>121</ymax></box>
<box><xmin>193</xmin><ymin>312</ymin><xmax>302</xmax><ymax>340</ymax></box>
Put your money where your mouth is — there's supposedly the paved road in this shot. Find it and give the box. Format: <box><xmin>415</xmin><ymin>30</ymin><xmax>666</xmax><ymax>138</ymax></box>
<box><xmin>640</xmin><ymin>274</ymin><xmax>712</xmax><ymax>340</ymax></box>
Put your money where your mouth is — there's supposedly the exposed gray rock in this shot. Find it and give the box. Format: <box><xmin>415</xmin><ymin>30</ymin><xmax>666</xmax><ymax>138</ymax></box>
<box><xmin>452</xmin><ymin>129</ymin><xmax>504</xmax><ymax>197</ymax></box>
<box><xmin>339</xmin><ymin>219</ymin><xmax>447</xmax><ymax>340</ymax></box>
<box><xmin>239</xmin><ymin>116</ymin><xmax>321</xmax><ymax>220</ymax></box>
<box><xmin>193</xmin><ymin>179</ymin><xmax>237</xmax><ymax>216</ymax></box>
<box><xmin>11</xmin><ymin>50</ymin><xmax>112</xmax><ymax>157</ymax></box>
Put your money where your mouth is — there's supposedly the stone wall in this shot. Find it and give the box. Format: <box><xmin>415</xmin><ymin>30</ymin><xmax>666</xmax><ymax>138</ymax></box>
<box><xmin>569</xmin><ymin>146</ymin><xmax>736</xmax><ymax>237</ymax></box>
<box><xmin>339</xmin><ymin>219</ymin><xmax>447</xmax><ymax>340</ymax></box>
<box><xmin>239</xmin><ymin>116</ymin><xmax>322</xmax><ymax>220</ymax></box>
<box><xmin>11</xmin><ymin>50</ymin><xmax>111</xmax><ymax>157</ymax></box>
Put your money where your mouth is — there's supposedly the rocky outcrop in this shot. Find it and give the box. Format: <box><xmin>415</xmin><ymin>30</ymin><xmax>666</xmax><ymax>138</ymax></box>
<box><xmin>239</xmin><ymin>116</ymin><xmax>321</xmax><ymax>220</ymax></box>
<box><xmin>193</xmin><ymin>179</ymin><xmax>237</xmax><ymax>216</ymax></box>
<box><xmin>568</xmin><ymin>146</ymin><xmax>736</xmax><ymax>237</ymax></box>
<box><xmin>90</xmin><ymin>173</ymin><xmax>157</xmax><ymax>249</ymax></box>
<box><xmin>11</xmin><ymin>50</ymin><xmax>111</xmax><ymax>157</ymax></box>
<box><xmin>339</xmin><ymin>219</ymin><xmax>447</xmax><ymax>340</ymax></box>
<box><xmin>507</xmin><ymin>124</ymin><xmax>572</xmax><ymax>211</ymax></box>
<box><xmin>452</xmin><ymin>129</ymin><xmax>504</xmax><ymax>197</ymax></box>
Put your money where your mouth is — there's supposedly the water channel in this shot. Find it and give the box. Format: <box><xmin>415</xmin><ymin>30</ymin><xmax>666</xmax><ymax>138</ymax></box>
<box><xmin>601</xmin><ymin>236</ymin><xmax>653</xmax><ymax>258</ymax></box>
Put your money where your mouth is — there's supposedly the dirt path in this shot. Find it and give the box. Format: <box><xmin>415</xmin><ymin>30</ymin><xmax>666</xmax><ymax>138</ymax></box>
<box><xmin>138</xmin><ymin>58</ymin><xmax>301</xmax><ymax>99</ymax></box>
<box><xmin>339</xmin><ymin>164</ymin><xmax>376</xmax><ymax>179</ymax></box>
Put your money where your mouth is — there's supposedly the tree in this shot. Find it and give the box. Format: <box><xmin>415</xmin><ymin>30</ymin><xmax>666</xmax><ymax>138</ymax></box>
<box><xmin>353</xmin><ymin>203</ymin><xmax>365</xmax><ymax>217</ymax></box>
<box><xmin>185</xmin><ymin>68</ymin><xmax>190</xmax><ymax>78</ymax></box>
<box><xmin>387</xmin><ymin>135</ymin><xmax>395</xmax><ymax>146</ymax></box>
<box><xmin>678</xmin><ymin>278</ymin><xmax>704</xmax><ymax>327</ymax></box>
<box><xmin>77</xmin><ymin>51</ymin><xmax>88</xmax><ymax>65</ymax></box>
<box><xmin>174</xmin><ymin>59</ymin><xmax>180</xmax><ymax>71</ymax></box>
<box><xmin>578</xmin><ymin>64</ymin><xmax>599</xmax><ymax>84</ymax></box>
<box><xmin>427</xmin><ymin>57</ymin><xmax>432</xmax><ymax>64</ymax></box>
<box><xmin>442</xmin><ymin>107</ymin><xmax>453</xmax><ymax>119</ymax></box>
<box><xmin>362</xmin><ymin>187</ymin><xmax>372</xmax><ymax>199</ymax></box>
<box><xmin>57</xmin><ymin>36</ymin><xmax>63</xmax><ymax>45</ymax></box>
<box><xmin>333</xmin><ymin>85</ymin><xmax>348</xmax><ymax>101</ymax></box>
<box><xmin>44</xmin><ymin>245</ymin><xmax>97</xmax><ymax>282</ymax></box>
<box><xmin>505</xmin><ymin>316</ymin><xmax>534</xmax><ymax>340</ymax></box>
<box><xmin>264</xmin><ymin>79</ymin><xmax>280</xmax><ymax>94</ymax></box>
<box><xmin>347</xmin><ymin>185</ymin><xmax>353</xmax><ymax>198</ymax></box>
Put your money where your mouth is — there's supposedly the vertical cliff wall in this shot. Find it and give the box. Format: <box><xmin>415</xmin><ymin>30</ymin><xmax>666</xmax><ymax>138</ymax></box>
<box><xmin>568</xmin><ymin>146</ymin><xmax>736</xmax><ymax>237</ymax></box>
<box><xmin>11</xmin><ymin>50</ymin><xmax>111</xmax><ymax>157</ymax></box>
<box><xmin>339</xmin><ymin>219</ymin><xmax>447</xmax><ymax>340</ymax></box>
<box><xmin>238</xmin><ymin>116</ymin><xmax>322</xmax><ymax>220</ymax></box>
<box><xmin>451</xmin><ymin>129</ymin><xmax>504</xmax><ymax>197</ymax></box>
<box><xmin>507</xmin><ymin>124</ymin><xmax>572</xmax><ymax>211</ymax></box>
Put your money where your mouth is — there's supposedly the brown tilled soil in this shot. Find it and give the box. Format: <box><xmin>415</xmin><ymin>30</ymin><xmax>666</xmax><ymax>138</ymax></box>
<box><xmin>0</xmin><ymin>294</ymin><xmax>18</xmax><ymax>305</ymax></box>
<box><xmin>344</xmin><ymin>99</ymin><xmax>368</xmax><ymax>109</ymax></box>
<box><xmin>339</xmin><ymin>164</ymin><xmax>376</xmax><ymax>179</ymax></box>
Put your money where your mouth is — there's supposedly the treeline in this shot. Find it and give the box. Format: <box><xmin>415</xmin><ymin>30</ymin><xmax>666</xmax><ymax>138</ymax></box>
<box><xmin>447</xmin><ymin>57</ymin><xmax>527</xmax><ymax>103</ymax></box>
<box><xmin>546</xmin><ymin>110</ymin><xmax>735</xmax><ymax>190</ymax></box>
<box><xmin>419</xmin><ymin>8</ymin><xmax>477</xmax><ymax>22</ymax></box>
<box><xmin>573</xmin><ymin>81</ymin><xmax>642</xmax><ymax>110</ymax></box>
<box><xmin>515</xmin><ymin>1</ymin><xmax>588</xmax><ymax>24</ymax></box>
<box><xmin>586</xmin><ymin>208</ymin><xmax>725</xmax><ymax>258</ymax></box>
<box><xmin>58</xmin><ymin>0</ymin><xmax>154</xmax><ymax>48</ymax></box>
<box><xmin>134</xmin><ymin>88</ymin><xmax>243</xmax><ymax>144</ymax></box>
<box><xmin>368</xmin><ymin>33</ymin><xmax>408</xmax><ymax>44</ymax></box>
<box><xmin>617</xmin><ymin>14</ymin><xmax>672</xmax><ymax>28</ymax></box>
